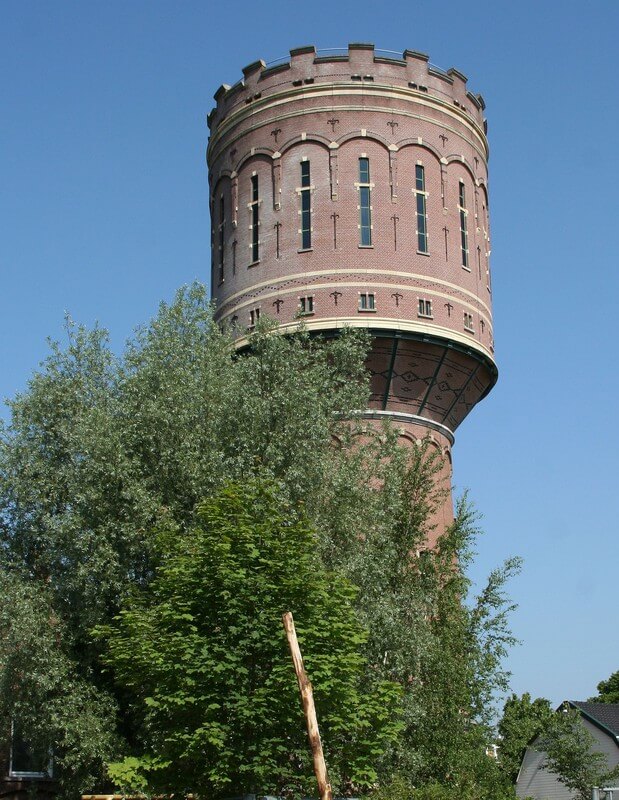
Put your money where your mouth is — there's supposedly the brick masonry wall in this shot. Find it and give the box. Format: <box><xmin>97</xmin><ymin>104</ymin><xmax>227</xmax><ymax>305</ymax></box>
<box><xmin>207</xmin><ymin>44</ymin><xmax>498</xmax><ymax>534</ymax></box>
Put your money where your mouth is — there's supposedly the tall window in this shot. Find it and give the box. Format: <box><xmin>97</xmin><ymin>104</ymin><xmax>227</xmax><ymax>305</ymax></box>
<box><xmin>250</xmin><ymin>174</ymin><xmax>259</xmax><ymax>263</ymax></box>
<box><xmin>358</xmin><ymin>158</ymin><xmax>372</xmax><ymax>246</ymax></box>
<box><xmin>210</xmin><ymin>212</ymin><xmax>215</xmax><ymax>287</ymax></box>
<box><xmin>249</xmin><ymin>307</ymin><xmax>260</xmax><ymax>328</ymax></box>
<box><xmin>299</xmin><ymin>295</ymin><xmax>314</xmax><ymax>315</ymax></box>
<box><xmin>300</xmin><ymin>161</ymin><xmax>311</xmax><ymax>249</ymax></box>
<box><xmin>459</xmin><ymin>181</ymin><xmax>469</xmax><ymax>268</ymax></box>
<box><xmin>218</xmin><ymin>194</ymin><xmax>225</xmax><ymax>282</ymax></box>
<box><xmin>415</xmin><ymin>164</ymin><xmax>429</xmax><ymax>253</ymax></box>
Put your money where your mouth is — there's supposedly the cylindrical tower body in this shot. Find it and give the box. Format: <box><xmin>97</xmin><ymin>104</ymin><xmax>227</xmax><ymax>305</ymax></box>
<box><xmin>207</xmin><ymin>44</ymin><xmax>497</xmax><ymax>541</ymax></box>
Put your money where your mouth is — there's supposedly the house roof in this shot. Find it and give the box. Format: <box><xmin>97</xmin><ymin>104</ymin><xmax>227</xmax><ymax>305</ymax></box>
<box><xmin>569</xmin><ymin>701</ymin><xmax>619</xmax><ymax>741</ymax></box>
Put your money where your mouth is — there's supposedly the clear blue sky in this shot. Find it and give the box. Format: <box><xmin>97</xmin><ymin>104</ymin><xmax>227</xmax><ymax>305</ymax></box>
<box><xmin>2</xmin><ymin>0</ymin><xmax>618</xmax><ymax>710</ymax></box>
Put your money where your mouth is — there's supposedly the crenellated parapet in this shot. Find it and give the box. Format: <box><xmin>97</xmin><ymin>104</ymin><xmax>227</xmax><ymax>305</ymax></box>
<box><xmin>208</xmin><ymin>44</ymin><xmax>487</xmax><ymax>141</ymax></box>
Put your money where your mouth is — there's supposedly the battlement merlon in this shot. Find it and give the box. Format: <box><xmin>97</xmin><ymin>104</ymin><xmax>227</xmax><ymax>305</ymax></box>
<box><xmin>207</xmin><ymin>43</ymin><xmax>488</xmax><ymax>134</ymax></box>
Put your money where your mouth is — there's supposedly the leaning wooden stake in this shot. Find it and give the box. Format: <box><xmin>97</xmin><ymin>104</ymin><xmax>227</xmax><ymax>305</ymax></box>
<box><xmin>282</xmin><ymin>611</ymin><xmax>333</xmax><ymax>800</ymax></box>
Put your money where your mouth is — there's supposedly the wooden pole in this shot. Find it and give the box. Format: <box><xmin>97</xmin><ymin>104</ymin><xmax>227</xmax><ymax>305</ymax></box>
<box><xmin>282</xmin><ymin>611</ymin><xmax>333</xmax><ymax>800</ymax></box>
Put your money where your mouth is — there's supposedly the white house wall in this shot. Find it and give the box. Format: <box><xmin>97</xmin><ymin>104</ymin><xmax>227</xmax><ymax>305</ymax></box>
<box><xmin>516</xmin><ymin>719</ymin><xmax>619</xmax><ymax>800</ymax></box>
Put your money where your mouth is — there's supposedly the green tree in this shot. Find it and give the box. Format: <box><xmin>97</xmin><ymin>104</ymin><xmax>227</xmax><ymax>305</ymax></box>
<box><xmin>537</xmin><ymin>707</ymin><xmax>619</xmax><ymax>800</ymax></box>
<box><xmin>0</xmin><ymin>571</ymin><xmax>120</xmax><ymax>799</ymax></box>
<box><xmin>316</xmin><ymin>431</ymin><xmax>520</xmax><ymax>797</ymax></box>
<box><xmin>97</xmin><ymin>480</ymin><xmax>402</xmax><ymax>797</ymax></box>
<box><xmin>0</xmin><ymin>285</ymin><xmax>369</xmax><ymax>648</ymax></box>
<box><xmin>0</xmin><ymin>283</ymin><xmax>520</xmax><ymax>797</ymax></box>
<box><xmin>398</xmin><ymin>506</ymin><xmax>520</xmax><ymax>799</ymax></box>
<box><xmin>498</xmin><ymin>693</ymin><xmax>553</xmax><ymax>782</ymax></box>
<box><xmin>0</xmin><ymin>286</ymin><xmax>373</xmax><ymax>794</ymax></box>
<box><xmin>589</xmin><ymin>671</ymin><xmax>619</xmax><ymax>704</ymax></box>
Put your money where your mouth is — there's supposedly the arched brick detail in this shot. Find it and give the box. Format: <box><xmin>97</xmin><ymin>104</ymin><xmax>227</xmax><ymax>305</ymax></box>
<box><xmin>445</xmin><ymin>155</ymin><xmax>477</xmax><ymax>182</ymax></box>
<box><xmin>397</xmin><ymin>138</ymin><xmax>443</xmax><ymax>162</ymax></box>
<box><xmin>335</xmin><ymin>129</ymin><xmax>393</xmax><ymax>151</ymax></box>
<box><xmin>279</xmin><ymin>134</ymin><xmax>333</xmax><ymax>155</ymax></box>
<box><xmin>234</xmin><ymin>148</ymin><xmax>276</xmax><ymax>173</ymax></box>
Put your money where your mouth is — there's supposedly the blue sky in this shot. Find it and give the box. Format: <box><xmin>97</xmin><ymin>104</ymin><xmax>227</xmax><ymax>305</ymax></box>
<box><xmin>2</xmin><ymin>0</ymin><xmax>618</xmax><ymax>710</ymax></box>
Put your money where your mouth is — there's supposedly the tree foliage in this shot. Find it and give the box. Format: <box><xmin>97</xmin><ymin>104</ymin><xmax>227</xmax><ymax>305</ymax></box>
<box><xmin>497</xmin><ymin>693</ymin><xmax>553</xmax><ymax>783</ymax></box>
<box><xmin>0</xmin><ymin>283</ymin><xmax>520</xmax><ymax>798</ymax></box>
<box><xmin>317</xmin><ymin>434</ymin><xmax>520</xmax><ymax>796</ymax></box>
<box><xmin>0</xmin><ymin>285</ymin><xmax>369</xmax><ymax>647</ymax></box>
<box><xmin>0</xmin><ymin>571</ymin><xmax>120</xmax><ymax>797</ymax></box>
<box><xmin>97</xmin><ymin>480</ymin><xmax>402</xmax><ymax>797</ymax></box>
<box><xmin>589</xmin><ymin>671</ymin><xmax>619</xmax><ymax>704</ymax></box>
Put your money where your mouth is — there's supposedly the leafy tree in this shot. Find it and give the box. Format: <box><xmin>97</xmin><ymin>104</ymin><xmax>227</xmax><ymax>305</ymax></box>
<box><xmin>0</xmin><ymin>283</ymin><xmax>521</xmax><ymax>797</ymax></box>
<box><xmin>0</xmin><ymin>285</ymin><xmax>373</xmax><ymax>793</ymax></box>
<box><xmin>316</xmin><ymin>430</ymin><xmax>520</xmax><ymax>795</ymax></box>
<box><xmin>370</xmin><ymin>769</ymin><xmax>516</xmax><ymax>800</ymax></box>
<box><xmin>0</xmin><ymin>285</ymin><xmax>369</xmax><ymax>643</ymax></box>
<box><xmin>401</xmin><ymin>510</ymin><xmax>520</xmax><ymax>799</ymax></box>
<box><xmin>0</xmin><ymin>571</ymin><xmax>120</xmax><ymax>799</ymax></box>
<box><xmin>537</xmin><ymin>707</ymin><xmax>619</xmax><ymax>800</ymax></box>
<box><xmin>96</xmin><ymin>480</ymin><xmax>402</xmax><ymax>797</ymax></box>
<box><xmin>589</xmin><ymin>671</ymin><xmax>619</xmax><ymax>704</ymax></box>
<box><xmin>498</xmin><ymin>693</ymin><xmax>553</xmax><ymax>782</ymax></box>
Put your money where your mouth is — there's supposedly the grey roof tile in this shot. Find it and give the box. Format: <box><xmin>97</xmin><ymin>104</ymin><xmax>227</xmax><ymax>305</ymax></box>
<box><xmin>570</xmin><ymin>701</ymin><xmax>619</xmax><ymax>738</ymax></box>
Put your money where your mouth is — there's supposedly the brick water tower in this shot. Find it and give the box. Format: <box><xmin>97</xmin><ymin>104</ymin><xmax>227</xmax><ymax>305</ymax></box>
<box><xmin>206</xmin><ymin>44</ymin><xmax>497</xmax><ymax>540</ymax></box>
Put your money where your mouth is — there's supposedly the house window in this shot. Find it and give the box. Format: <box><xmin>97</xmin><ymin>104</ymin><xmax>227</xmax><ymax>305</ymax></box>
<box><xmin>300</xmin><ymin>161</ymin><xmax>312</xmax><ymax>250</ymax></box>
<box><xmin>250</xmin><ymin>174</ymin><xmax>260</xmax><ymax>263</ymax></box>
<box><xmin>218</xmin><ymin>194</ymin><xmax>225</xmax><ymax>283</ymax></box>
<box><xmin>9</xmin><ymin>724</ymin><xmax>52</xmax><ymax>779</ymax></box>
<box><xmin>464</xmin><ymin>312</ymin><xmax>474</xmax><ymax>332</ymax></box>
<box><xmin>418</xmin><ymin>298</ymin><xmax>433</xmax><ymax>318</ymax></box>
<box><xmin>249</xmin><ymin>307</ymin><xmax>260</xmax><ymax>328</ymax></box>
<box><xmin>358</xmin><ymin>158</ymin><xmax>372</xmax><ymax>246</ymax></box>
<box><xmin>459</xmin><ymin>181</ymin><xmax>469</xmax><ymax>268</ymax></box>
<box><xmin>298</xmin><ymin>295</ymin><xmax>314</xmax><ymax>315</ymax></box>
<box><xmin>358</xmin><ymin>292</ymin><xmax>376</xmax><ymax>311</ymax></box>
<box><xmin>415</xmin><ymin>164</ymin><xmax>429</xmax><ymax>253</ymax></box>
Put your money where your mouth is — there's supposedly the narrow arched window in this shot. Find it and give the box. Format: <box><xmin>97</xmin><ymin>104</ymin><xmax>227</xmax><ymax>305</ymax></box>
<box><xmin>415</xmin><ymin>164</ymin><xmax>429</xmax><ymax>253</ymax></box>
<box><xmin>250</xmin><ymin>174</ymin><xmax>259</xmax><ymax>263</ymax></box>
<box><xmin>459</xmin><ymin>181</ymin><xmax>469</xmax><ymax>268</ymax></box>
<box><xmin>300</xmin><ymin>160</ymin><xmax>312</xmax><ymax>250</ymax></box>
<box><xmin>218</xmin><ymin>194</ymin><xmax>225</xmax><ymax>282</ymax></box>
<box><xmin>358</xmin><ymin>158</ymin><xmax>372</xmax><ymax>246</ymax></box>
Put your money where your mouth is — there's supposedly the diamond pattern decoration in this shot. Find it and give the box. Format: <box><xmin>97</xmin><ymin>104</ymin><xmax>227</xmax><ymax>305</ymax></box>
<box><xmin>365</xmin><ymin>337</ymin><xmax>495</xmax><ymax>433</ymax></box>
